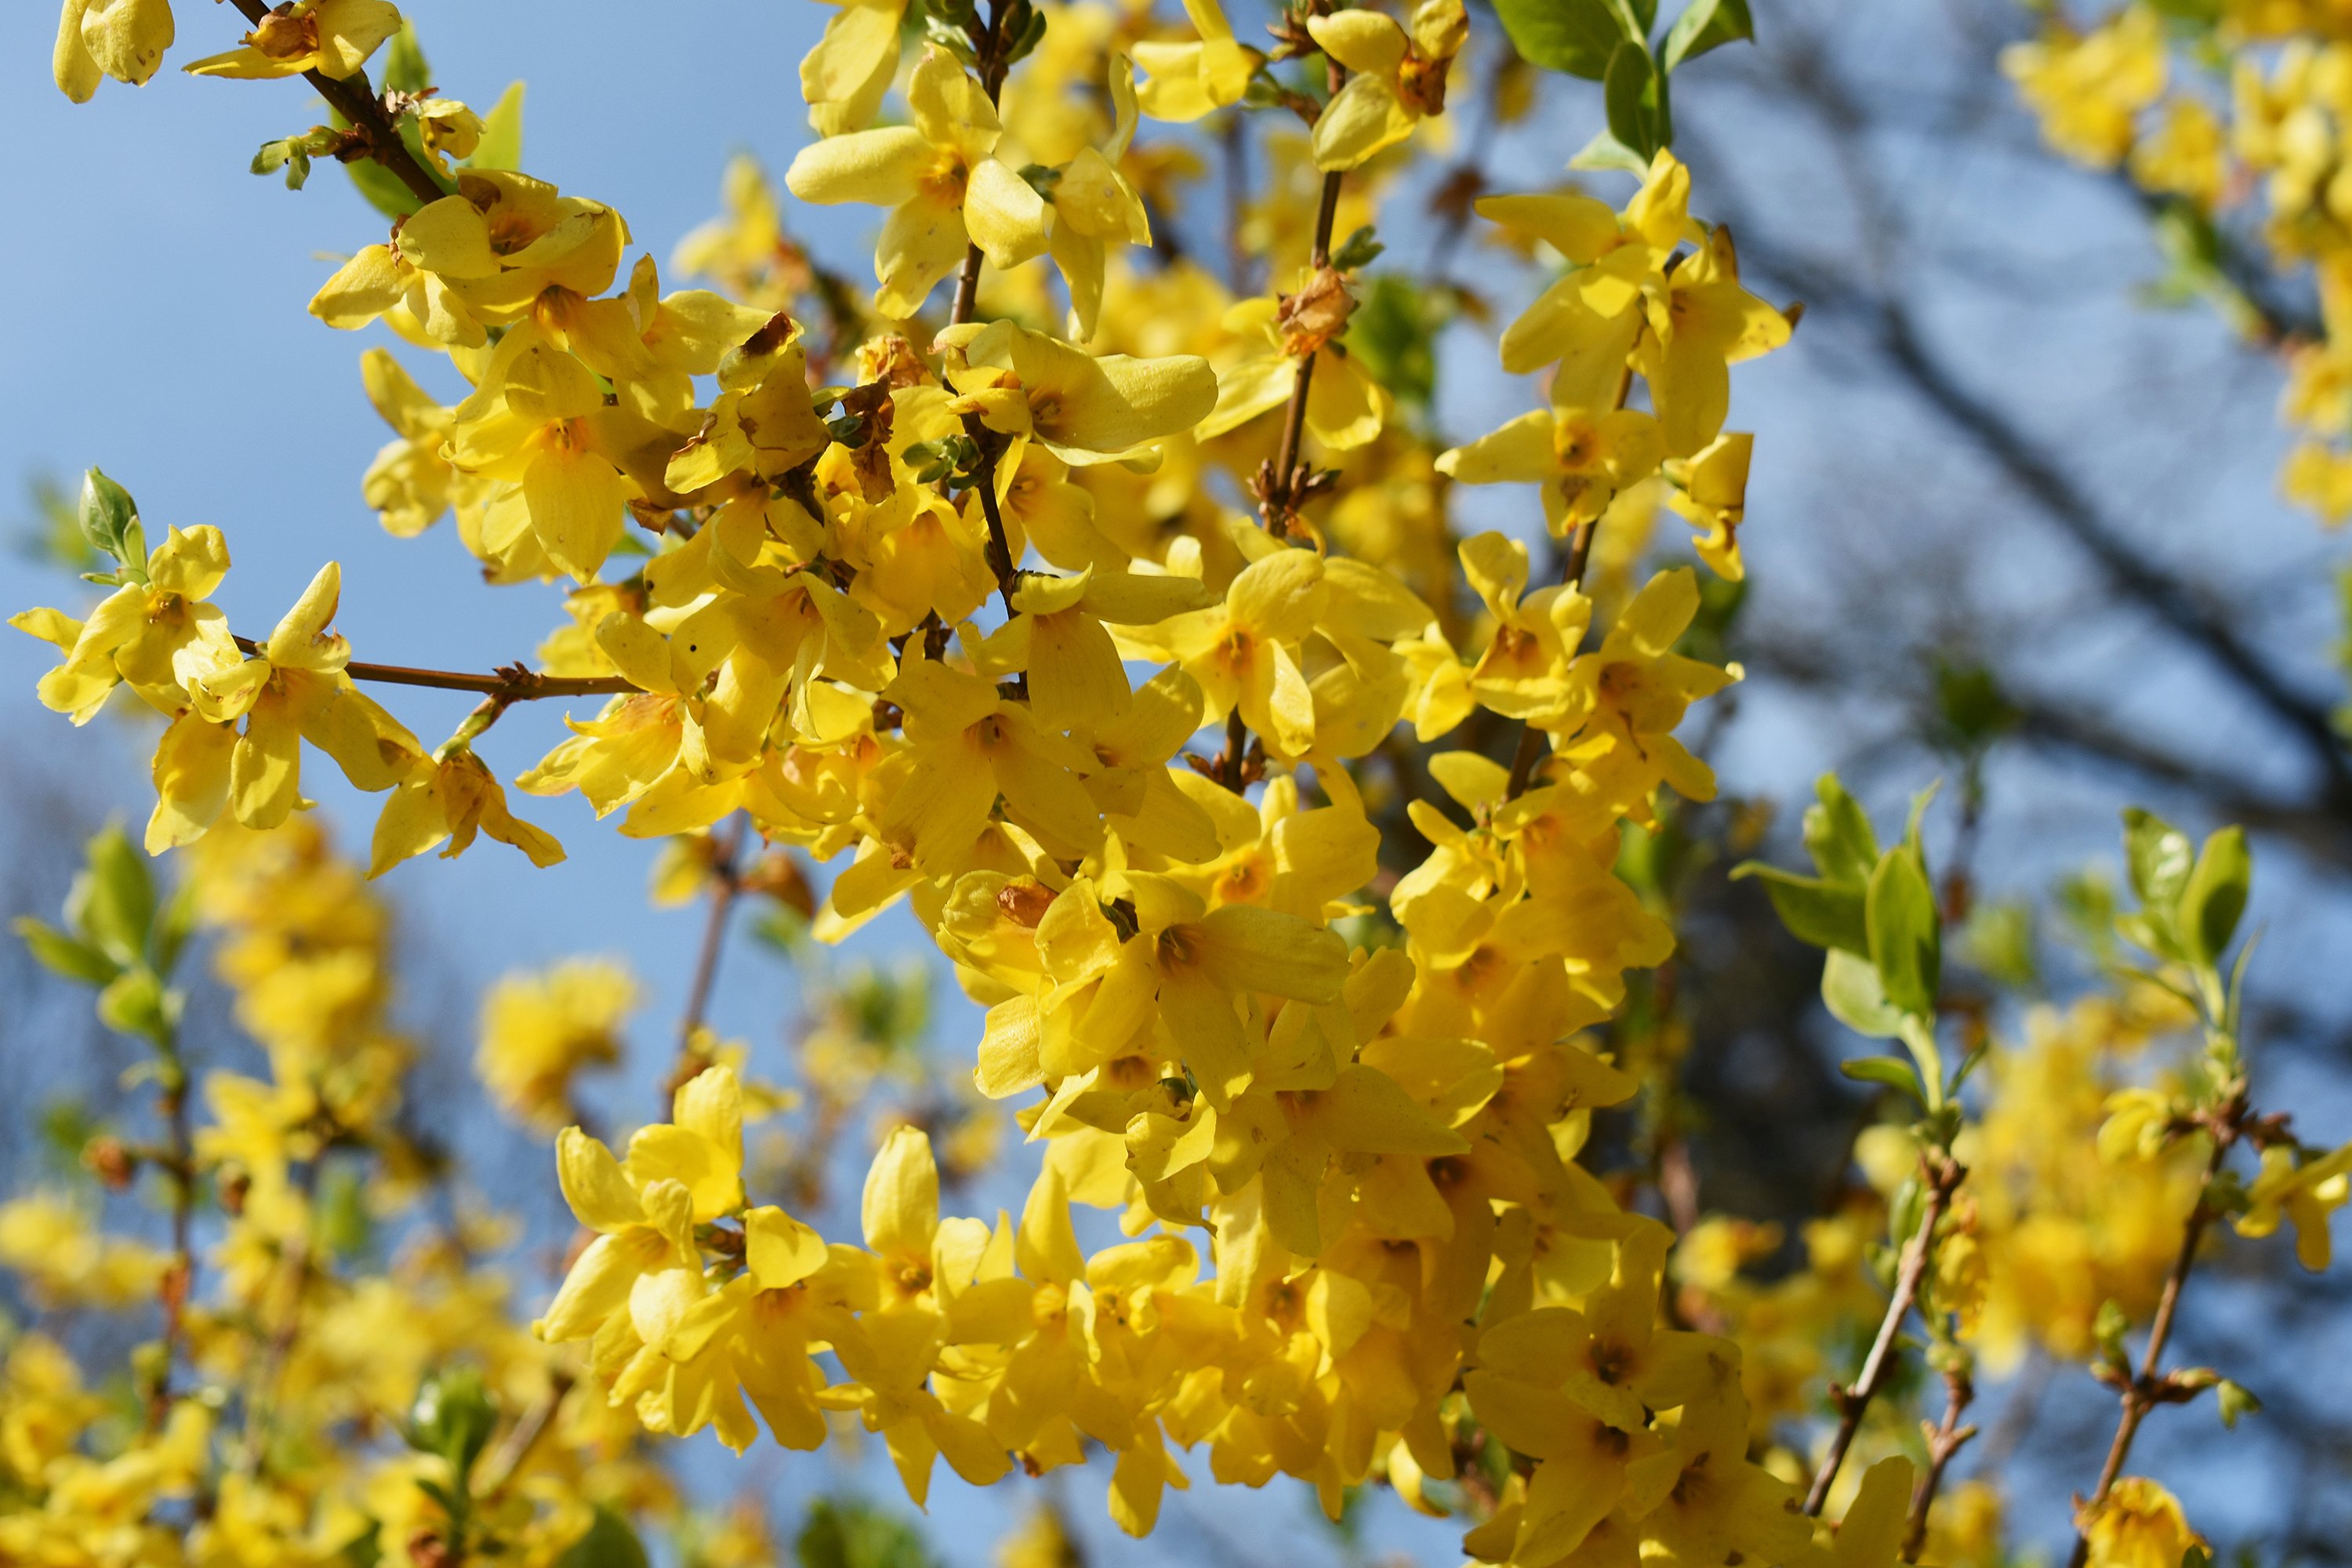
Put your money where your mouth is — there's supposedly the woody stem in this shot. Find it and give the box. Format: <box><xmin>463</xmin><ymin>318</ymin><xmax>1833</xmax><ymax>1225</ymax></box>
<box><xmin>949</xmin><ymin>0</ymin><xmax>1018</xmax><ymax>327</ymax></box>
<box><xmin>1804</xmin><ymin>1152</ymin><xmax>1959</xmax><ymax>1515</ymax></box>
<box><xmin>225</xmin><ymin>0</ymin><xmax>448</xmax><ymax>208</ymax></box>
<box><xmin>2064</xmin><ymin>1128</ymin><xmax>2233</xmax><ymax>1566</ymax></box>
<box><xmin>231</xmin><ymin>637</ymin><xmax>637</xmax><ymax>701</ymax></box>
<box><xmin>1902</xmin><ymin>1367</ymin><xmax>1977</xmax><ymax>1560</ymax></box>
<box><xmin>1258</xmin><ymin>77</ymin><xmax>1348</xmax><ymax>537</ymax></box>
<box><xmin>666</xmin><ymin>815</ymin><xmax>750</xmax><ymax>1105</ymax></box>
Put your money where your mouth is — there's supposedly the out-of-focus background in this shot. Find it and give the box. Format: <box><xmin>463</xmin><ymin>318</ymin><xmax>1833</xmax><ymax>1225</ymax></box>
<box><xmin>5</xmin><ymin>0</ymin><xmax>2350</xmax><ymax>1560</ymax></box>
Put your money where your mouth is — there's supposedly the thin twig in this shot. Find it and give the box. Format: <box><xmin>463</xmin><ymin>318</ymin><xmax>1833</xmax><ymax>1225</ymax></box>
<box><xmin>1256</xmin><ymin>167</ymin><xmax>1347</xmax><ymax>537</ymax></box>
<box><xmin>664</xmin><ymin>816</ymin><xmax>750</xmax><ymax>1103</ymax></box>
<box><xmin>224</xmin><ymin>0</ymin><xmax>448</xmax><ymax>207</ymax></box>
<box><xmin>149</xmin><ymin>1033</ymin><xmax>197</xmax><ymax>1428</ymax></box>
<box><xmin>1902</xmin><ymin>1366</ymin><xmax>1978</xmax><ymax>1559</ymax></box>
<box><xmin>1805</xmin><ymin>1150</ymin><xmax>1963</xmax><ymax>1515</ymax></box>
<box><xmin>2064</xmin><ymin>1123</ymin><xmax>2237</xmax><ymax>1565</ymax></box>
<box><xmin>232</xmin><ymin>637</ymin><xmax>636</xmax><ymax>701</ymax></box>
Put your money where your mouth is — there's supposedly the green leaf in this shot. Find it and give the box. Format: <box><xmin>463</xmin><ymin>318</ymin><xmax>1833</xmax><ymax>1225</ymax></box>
<box><xmin>1602</xmin><ymin>40</ymin><xmax>1671</xmax><ymax>162</ymax></box>
<box><xmin>2122</xmin><ymin>807</ymin><xmax>2194</xmax><ymax>924</ymax></box>
<box><xmin>1867</xmin><ymin>844</ymin><xmax>1940</xmax><ymax>1018</ymax></box>
<box><xmin>408</xmin><ymin>1367</ymin><xmax>498</xmax><ymax>1483</ymax></box>
<box><xmin>1568</xmin><ymin>127</ymin><xmax>1653</xmax><ymax>176</ymax></box>
<box><xmin>1733</xmin><ymin>864</ymin><xmax>1867</xmax><ymax>955</ymax></box>
<box><xmin>1821</xmin><ymin>948</ymin><xmax>1904</xmax><ymax>1039</ymax></box>
<box><xmin>14</xmin><ymin>918</ymin><xmax>119</xmax><ymax>986</ymax></box>
<box><xmin>73</xmin><ymin>826</ymin><xmax>154</xmax><ymax>967</ymax></box>
<box><xmin>1838</xmin><ymin>1054</ymin><xmax>1924</xmax><ymax>1105</ymax></box>
<box><xmin>468</xmin><ymin>82</ymin><xmax>526</xmax><ymax>171</ymax></box>
<box><xmin>96</xmin><ymin>968</ymin><xmax>168</xmax><ymax>1040</ymax></box>
<box><xmin>558</xmin><ymin>1509</ymin><xmax>652</xmax><ymax>1568</ymax></box>
<box><xmin>1492</xmin><ymin>0</ymin><xmax>1643</xmax><ymax>80</ymax></box>
<box><xmin>381</xmin><ymin>21</ymin><xmax>432</xmax><ymax>95</ymax></box>
<box><xmin>797</xmin><ymin>1499</ymin><xmax>936</xmax><ymax>1568</ymax></box>
<box><xmin>2215</xmin><ymin>1377</ymin><xmax>2261</xmax><ymax>1429</ymax></box>
<box><xmin>1661</xmin><ymin>0</ymin><xmax>1754</xmax><ymax>71</ymax></box>
<box><xmin>1331</xmin><ymin>225</ymin><xmax>1385</xmax><ymax>271</ymax></box>
<box><xmin>1344</xmin><ymin>275</ymin><xmax>1446</xmax><ymax>413</ymax></box>
<box><xmin>2176</xmin><ymin>825</ymin><xmax>2249</xmax><ymax>969</ymax></box>
<box><xmin>1802</xmin><ymin>772</ymin><xmax>1878</xmax><ymax>887</ymax></box>
<box><xmin>78</xmin><ymin>468</ymin><xmax>136</xmax><ymax>562</ymax></box>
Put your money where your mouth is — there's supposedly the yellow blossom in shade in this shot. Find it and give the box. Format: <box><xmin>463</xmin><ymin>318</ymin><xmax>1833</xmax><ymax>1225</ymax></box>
<box><xmin>1635</xmin><ymin>225</ymin><xmax>1792</xmax><ymax>458</ymax></box>
<box><xmin>182</xmin><ymin>0</ymin><xmax>401</xmax><ymax>81</ymax></box>
<box><xmin>1436</xmin><ymin>389</ymin><xmax>1667</xmax><ymax>535</ymax></box>
<box><xmin>785</xmin><ymin>48</ymin><xmax>1049</xmax><ymax>319</ymax></box>
<box><xmin>1132</xmin><ymin>0</ymin><xmax>1261</xmax><ymax>122</ymax></box>
<box><xmin>2002</xmin><ymin>5</ymin><xmax>2166</xmax><ymax>169</ymax></box>
<box><xmin>2078</xmin><ymin>1478</ymin><xmax>2205</xmax><ymax>1568</ymax></box>
<box><xmin>1476</xmin><ymin>151</ymin><xmax>1696</xmax><ymax>379</ymax></box>
<box><xmin>0</xmin><ymin>1192</ymin><xmax>169</xmax><ymax>1309</ymax></box>
<box><xmin>54</xmin><ymin>0</ymin><xmax>176</xmax><ymax>101</ymax></box>
<box><xmin>443</xmin><ymin>323</ymin><xmax>641</xmax><ymax>583</ymax></box>
<box><xmin>358</xmin><ymin>348</ymin><xmax>459</xmax><ymax>538</ymax></box>
<box><xmin>800</xmin><ymin>0</ymin><xmax>909</xmax><ymax>135</ymax></box>
<box><xmin>2234</xmin><ymin>1140</ymin><xmax>2352</xmax><ymax>1269</ymax></box>
<box><xmin>368</xmin><ymin>747</ymin><xmax>566</xmax><ymax>879</ymax></box>
<box><xmin>1196</xmin><ymin>296</ymin><xmax>1392</xmax><ymax>452</ymax></box>
<box><xmin>1305</xmin><ymin>0</ymin><xmax>1468</xmax><ymax>172</ymax></box>
<box><xmin>476</xmin><ymin>959</ymin><xmax>638</xmax><ymax>1127</ymax></box>
<box><xmin>1664</xmin><ymin>432</ymin><xmax>1754</xmax><ymax>579</ymax></box>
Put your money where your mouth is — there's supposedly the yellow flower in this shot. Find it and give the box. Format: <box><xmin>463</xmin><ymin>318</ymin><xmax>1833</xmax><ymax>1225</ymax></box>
<box><xmin>1436</xmin><ymin>392</ymin><xmax>1666</xmax><ymax>535</ymax></box>
<box><xmin>1305</xmin><ymin>0</ymin><xmax>1468</xmax><ymax>172</ymax></box>
<box><xmin>20</xmin><ymin>524</ymin><xmax>238</xmax><ymax>723</ymax></box>
<box><xmin>1132</xmin><ymin>0</ymin><xmax>1261</xmax><ymax>123</ymax></box>
<box><xmin>178</xmin><ymin>562</ymin><xmax>423</xmax><ymax>845</ymax></box>
<box><xmin>2234</xmin><ymin>1140</ymin><xmax>2352</xmax><ymax>1269</ymax></box>
<box><xmin>53</xmin><ymin>0</ymin><xmax>176</xmax><ymax>102</ymax></box>
<box><xmin>0</xmin><ymin>1191</ymin><xmax>169</xmax><ymax>1309</ymax></box>
<box><xmin>1044</xmin><ymin>56</ymin><xmax>1156</xmax><ymax>343</ymax></box>
<box><xmin>946</xmin><ymin>318</ymin><xmax>1220</xmax><ymax>466</ymax></box>
<box><xmin>2003</xmin><ymin>5</ymin><xmax>2166</xmax><ymax>169</ymax></box>
<box><xmin>2078</xmin><ymin>1477</ymin><xmax>2205</xmax><ymax>1568</ymax></box>
<box><xmin>801</xmin><ymin>0</ymin><xmax>909</xmax><ymax>135</ymax></box>
<box><xmin>183</xmin><ymin>0</ymin><xmax>400</xmax><ymax>81</ymax></box>
<box><xmin>1664</xmin><ymin>433</ymin><xmax>1754</xmax><ymax>580</ymax></box>
<box><xmin>474</xmin><ymin>959</ymin><xmax>637</xmax><ymax>1127</ymax></box>
<box><xmin>368</xmin><ymin>747</ymin><xmax>566</xmax><ymax>879</ymax></box>
<box><xmin>785</xmin><ymin>47</ymin><xmax>1050</xmax><ymax>319</ymax></box>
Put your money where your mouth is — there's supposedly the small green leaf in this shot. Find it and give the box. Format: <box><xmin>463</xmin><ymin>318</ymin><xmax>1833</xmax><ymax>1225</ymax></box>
<box><xmin>1493</xmin><ymin>0</ymin><xmax>1643</xmax><ymax>80</ymax></box>
<box><xmin>1838</xmin><ymin>1055</ymin><xmax>1924</xmax><ymax>1105</ymax></box>
<box><xmin>2216</xmin><ymin>1377</ymin><xmax>2261</xmax><ymax>1429</ymax></box>
<box><xmin>95</xmin><ymin>968</ymin><xmax>168</xmax><ymax>1040</ymax></box>
<box><xmin>408</xmin><ymin>1367</ymin><xmax>498</xmax><ymax>1483</ymax></box>
<box><xmin>558</xmin><ymin>1508</ymin><xmax>652</xmax><ymax>1568</ymax></box>
<box><xmin>1867</xmin><ymin>846</ymin><xmax>1940</xmax><ymax>1018</ymax></box>
<box><xmin>1821</xmin><ymin>948</ymin><xmax>1905</xmax><ymax>1039</ymax></box>
<box><xmin>2122</xmin><ymin>807</ymin><xmax>2194</xmax><ymax>925</ymax></box>
<box><xmin>14</xmin><ymin>918</ymin><xmax>119</xmax><ymax>987</ymax></box>
<box><xmin>1661</xmin><ymin>0</ymin><xmax>1755</xmax><ymax>71</ymax></box>
<box><xmin>1602</xmin><ymin>40</ymin><xmax>1671</xmax><ymax>162</ymax></box>
<box><xmin>2176</xmin><ymin>825</ymin><xmax>2250</xmax><ymax>970</ymax></box>
<box><xmin>78</xmin><ymin>468</ymin><xmax>136</xmax><ymax>563</ymax></box>
<box><xmin>73</xmin><ymin>826</ymin><xmax>154</xmax><ymax>967</ymax></box>
<box><xmin>1331</xmin><ymin>225</ymin><xmax>1385</xmax><ymax>271</ymax></box>
<box><xmin>381</xmin><ymin>21</ymin><xmax>433</xmax><ymax>95</ymax></box>
<box><xmin>1802</xmin><ymin>773</ymin><xmax>1878</xmax><ymax>887</ymax></box>
<box><xmin>1568</xmin><ymin>128</ymin><xmax>1653</xmax><ymax>176</ymax></box>
<box><xmin>1732</xmin><ymin>862</ymin><xmax>1867</xmax><ymax>954</ymax></box>
<box><xmin>468</xmin><ymin>82</ymin><xmax>526</xmax><ymax>171</ymax></box>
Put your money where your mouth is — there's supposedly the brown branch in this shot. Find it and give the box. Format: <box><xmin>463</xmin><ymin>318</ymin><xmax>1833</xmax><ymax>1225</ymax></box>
<box><xmin>224</xmin><ymin>0</ymin><xmax>448</xmax><ymax>208</ymax></box>
<box><xmin>231</xmin><ymin>637</ymin><xmax>637</xmax><ymax>701</ymax></box>
<box><xmin>1805</xmin><ymin>1149</ymin><xmax>1964</xmax><ymax>1515</ymax></box>
<box><xmin>2065</xmin><ymin>1120</ymin><xmax>2238</xmax><ymax>1565</ymax></box>
<box><xmin>663</xmin><ymin>815</ymin><xmax>750</xmax><ymax>1103</ymax></box>
<box><xmin>1255</xmin><ymin>166</ymin><xmax>1346</xmax><ymax>538</ymax></box>
<box><xmin>148</xmin><ymin>1041</ymin><xmax>198</xmax><ymax>1428</ymax></box>
<box><xmin>949</xmin><ymin>0</ymin><xmax>1018</xmax><ymax>327</ymax></box>
<box><xmin>1902</xmin><ymin>1366</ymin><xmax>1978</xmax><ymax>1559</ymax></box>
